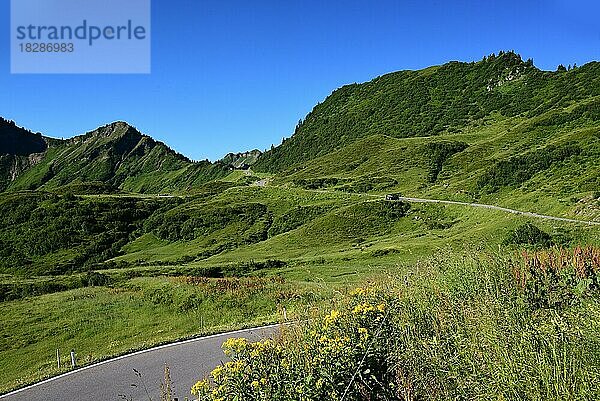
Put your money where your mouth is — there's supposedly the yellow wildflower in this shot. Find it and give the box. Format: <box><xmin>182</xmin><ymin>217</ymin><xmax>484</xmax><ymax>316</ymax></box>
<box><xmin>358</xmin><ymin>327</ymin><xmax>369</xmax><ymax>340</ymax></box>
<box><xmin>222</xmin><ymin>337</ymin><xmax>248</xmax><ymax>356</ymax></box>
<box><xmin>324</xmin><ymin>309</ymin><xmax>341</xmax><ymax>327</ymax></box>
<box><xmin>352</xmin><ymin>302</ymin><xmax>375</xmax><ymax>315</ymax></box>
<box><xmin>191</xmin><ymin>379</ymin><xmax>209</xmax><ymax>396</ymax></box>
<box><xmin>211</xmin><ymin>365</ymin><xmax>224</xmax><ymax>379</ymax></box>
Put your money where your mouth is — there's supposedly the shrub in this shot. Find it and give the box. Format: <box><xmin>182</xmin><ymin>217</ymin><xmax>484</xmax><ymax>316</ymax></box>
<box><xmin>504</xmin><ymin>222</ymin><xmax>552</xmax><ymax>247</ymax></box>
<box><xmin>422</xmin><ymin>141</ymin><xmax>468</xmax><ymax>182</ymax></box>
<box><xmin>515</xmin><ymin>246</ymin><xmax>600</xmax><ymax>308</ymax></box>
<box><xmin>478</xmin><ymin>145</ymin><xmax>581</xmax><ymax>192</ymax></box>
<box><xmin>268</xmin><ymin>206</ymin><xmax>331</xmax><ymax>237</ymax></box>
<box><xmin>193</xmin><ymin>286</ymin><xmax>397</xmax><ymax>401</ymax></box>
<box><xmin>83</xmin><ymin>271</ymin><xmax>111</xmax><ymax>287</ymax></box>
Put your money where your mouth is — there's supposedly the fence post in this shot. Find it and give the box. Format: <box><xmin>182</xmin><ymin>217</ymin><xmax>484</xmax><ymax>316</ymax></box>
<box><xmin>70</xmin><ymin>350</ymin><xmax>76</xmax><ymax>368</ymax></box>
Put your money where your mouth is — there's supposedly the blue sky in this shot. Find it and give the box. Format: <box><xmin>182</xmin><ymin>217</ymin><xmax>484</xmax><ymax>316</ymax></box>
<box><xmin>1</xmin><ymin>0</ymin><xmax>599</xmax><ymax>160</ymax></box>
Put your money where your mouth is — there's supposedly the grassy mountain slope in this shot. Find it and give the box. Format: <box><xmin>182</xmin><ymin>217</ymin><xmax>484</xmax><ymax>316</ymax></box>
<box><xmin>2</xmin><ymin>53</ymin><xmax>600</xmax><ymax>274</ymax></box>
<box><xmin>2</xmin><ymin>53</ymin><xmax>600</xmax><ymax>394</ymax></box>
<box><xmin>255</xmin><ymin>52</ymin><xmax>600</xmax><ymax>172</ymax></box>
<box><xmin>5</xmin><ymin>122</ymin><xmax>229</xmax><ymax>193</ymax></box>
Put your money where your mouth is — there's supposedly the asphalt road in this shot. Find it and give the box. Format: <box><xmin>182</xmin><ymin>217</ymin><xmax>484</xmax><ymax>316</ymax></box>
<box><xmin>395</xmin><ymin>196</ymin><xmax>600</xmax><ymax>226</ymax></box>
<box><xmin>1</xmin><ymin>325</ymin><xmax>281</xmax><ymax>401</ymax></box>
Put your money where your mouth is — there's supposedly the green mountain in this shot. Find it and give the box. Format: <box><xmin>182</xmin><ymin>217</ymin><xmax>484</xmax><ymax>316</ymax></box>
<box><xmin>1</xmin><ymin>52</ymin><xmax>599</xmax><ymax>277</ymax></box>
<box><xmin>0</xmin><ymin>118</ymin><xmax>50</xmax><ymax>191</ymax></box>
<box><xmin>2</xmin><ymin>121</ymin><xmax>229</xmax><ymax>193</ymax></box>
<box><xmin>254</xmin><ymin>51</ymin><xmax>600</xmax><ymax>172</ymax></box>
<box><xmin>220</xmin><ymin>149</ymin><xmax>262</xmax><ymax>169</ymax></box>
<box><xmin>2</xmin><ymin>53</ymin><xmax>600</xmax><ymax>397</ymax></box>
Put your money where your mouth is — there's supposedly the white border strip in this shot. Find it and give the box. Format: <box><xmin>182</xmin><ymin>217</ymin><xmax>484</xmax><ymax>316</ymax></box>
<box><xmin>0</xmin><ymin>323</ymin><xmax>281</xmax><ymax>399</ymax></box>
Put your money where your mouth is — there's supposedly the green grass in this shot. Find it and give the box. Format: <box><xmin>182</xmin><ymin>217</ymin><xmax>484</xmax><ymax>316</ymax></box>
<box><xmin>111</xmin><ymin>187</ymin><xmax>599</xmax><ymax>275</ymax></box>
<box><xmin>0</xmin><ymin>275</ymin><xmax>340</xmax><ymax>394</ymax></box>
<box><xmin>192</xmin><ymin>248</ymin><xmax>600</xmax><ymax>401</ymax></box>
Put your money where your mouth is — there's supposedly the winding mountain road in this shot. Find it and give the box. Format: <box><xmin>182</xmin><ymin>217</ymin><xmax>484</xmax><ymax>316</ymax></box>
<box><xmin>393</xmin><ymin>196</ymin><xmax>600</xmax><ymax>226</ymax></box>
<box><xmin>1</xmin><ymin>325</ymin><xmax>281</xmax><ymax>401</ymax></box>
<box><xmin>3</xmin><ymin>193</ymin><xmax>597</xmax><ymax>400</ymax></box>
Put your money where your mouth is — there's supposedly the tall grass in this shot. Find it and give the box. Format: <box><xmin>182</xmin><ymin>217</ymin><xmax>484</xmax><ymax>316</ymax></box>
<box><xmin>192</xmin><ymin>248</ymin><xmax>600</xmax><ymax>400</ymax></box>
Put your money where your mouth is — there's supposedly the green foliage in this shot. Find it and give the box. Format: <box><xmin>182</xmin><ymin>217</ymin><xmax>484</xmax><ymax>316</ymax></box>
<box><xmin>478</xmin><ymin>144</ymin><xmax>581</xmax><ymax>192</ymax></box>
<box><xmin>194</xmin><ymin>250</ymin><xmax>600</xmax><ymax>400</ymax></box>
<box><xmin>268</xmin><ymin>205</ymin><xmax>331</xmax><ymax>237</ymax></box>
<box><xmin>0</xmin><ymin>192</ymin><xmax>165</xmax><ymax>275</ymax></box>
<box><xmin>144</xmin><ymin>202</ymin><xmax>272</xmax><ymax>243</ymax></box>
<box><xmin>194</xmin><ymin>288</ymin><xmax>397</xmax><ymax>401</ymax></box>
<box><xmin>255</xmin><ymin>54</ymin><xmax>600</xmax><ymax>172</ymax></box>
<box><xmin>339</xmin><ymin>176</ymin><xmax>398</xmax><ymax>193</ymax></box>
<box><xmin>517</xmin><ymin>247</ymin><xmax>600</xmax><ymax>309</ymax></box>
<box><xmin>51</xmin><ymin>181</ymin><xmax>119</xmax><ymax>195</ymax></box>
<box><xmin>292</xmin><ymin>177</ymin><xmax>350</xmax><ymax>190</ymax></box>
<box><xmin>504</xmin><ymin>223</ymin><xmax>552</xmax><ymax>247</ymax></box>
<box><xmin>300</xmin><ymin>201</ymin><xmax>411</xmax><ymax>245</ymax></box>
<box><xmin>0</xmin><ymin>275</ymin><xmax>326</xmax><ymax>394</ymax></box>
<box><xmin>0</xmin><ymin>271</ymin><xmax>112</xmax><ymax>301</ymax></box>
<box><xmin>422</xmin><ymin>141</ymin><xmax>468</xmax><ymax>182</ymax></box>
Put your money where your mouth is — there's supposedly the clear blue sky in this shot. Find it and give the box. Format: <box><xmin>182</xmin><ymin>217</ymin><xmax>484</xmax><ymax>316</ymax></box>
<box><xmin>1</xmin><ymin>0</ymin><xmax>599</xmax><ymax>160</ymax></box>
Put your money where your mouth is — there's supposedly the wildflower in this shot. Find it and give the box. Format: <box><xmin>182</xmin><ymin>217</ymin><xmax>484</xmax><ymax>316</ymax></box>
<box><xmin>191</xmin><ymin>379</ymin><xmax>209</xmax><ymax>396</ymax></box>
<box><xmin>224</xmin><ymin>360</ymin><xmax>246</xmax><ymax>373</ymax></box>
<box><xmin>324</xmin><ymin>309</ymin><xmax>341</xmax><ymax>327</ymax></box>
<box><xmin>251</xmin><ymin>380</ymin><xmax>259</xmax><ymax>389</ymax></box>
<box><xmin>350</xmin><ymin>286</ymin><xmax>376</xmax><ymax>296</ymax></box>
<box><xmin>350</xmin><ymin>287</ymin><xmax>366</xmax><ymax>296</ymax></box>
<box><xmin>358</xmin><ymin>327</ymin><xmax>369</xmax><ymax>340</ymax></box>
<box><xmin>211</xmin><ymin>365</ymin><xmax>224</xmax><ymax>380</ymax></box>
<box><xmin>352</xmin><ymin>302</ymin><xmax>375</xmax><ymax>315</ymax></box>
<box><xmin>222</xmin><ymin>337</ymin><xmax>248</xmax><ymax>356</ymax></box>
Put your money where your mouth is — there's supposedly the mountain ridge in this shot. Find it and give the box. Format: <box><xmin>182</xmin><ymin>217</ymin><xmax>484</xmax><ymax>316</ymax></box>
<box><xmin>254</xmin><ymin>52</ymin><xmax>600</xmax><ymax>172</ymax></box>
<box><xmin>0</xmin><ymin>120</ymin><xmax>229</xmax><ymax>193</ymax></box>
<box><xmin>2</xmin><ymin>52</ymin><xmax>599</xmax><ymax>194</ymax></box>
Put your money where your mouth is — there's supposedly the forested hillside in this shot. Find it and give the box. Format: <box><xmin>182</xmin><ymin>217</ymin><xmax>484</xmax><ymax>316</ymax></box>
<box><xmin>254</xmin><ymin>52</ymin><xmax>600</xmax><ymax>171</ymax></box>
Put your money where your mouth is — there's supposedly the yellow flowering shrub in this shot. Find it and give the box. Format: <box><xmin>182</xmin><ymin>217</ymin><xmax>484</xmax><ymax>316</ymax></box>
<box><xmin>192</xmin><ymin>284</ymin><xmax>398</xmax><ymax>401</ymax></box>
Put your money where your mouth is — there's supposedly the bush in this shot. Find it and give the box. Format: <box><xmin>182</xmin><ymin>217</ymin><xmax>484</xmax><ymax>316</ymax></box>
<box><xmin>504</xmin><ymin>222</ymin><xmax>552</xmax><ymax>247</ymax></box>
<box><xmin>83</xmin><ymin>271</ymin><xmax>111</xmax><ymax>287</ymax></box>
<box><xmin>478</xmin><ymin>145</ymin><xmax>581</xmax><ymax>192</ymax></box>
<box><xmin>515</xmin><ymin>247</ymin><xmax>600</xmax><ymax>308</ymax></box>
<box><xmin>193</xmin><ymin>286</ymin><xmax>397</xmax><ymax>401</ymax></box>
<box><xmin>268</xmin><ymin>206</ymin><xmax>330</xmax><ymax>237</ymax></box>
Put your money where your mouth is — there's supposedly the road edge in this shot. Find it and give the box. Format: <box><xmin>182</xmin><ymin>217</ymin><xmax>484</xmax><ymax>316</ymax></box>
<box><xmin>0</xmin><ymin>323</ymin><xmax>282</xmax><ymax>399</ymax></box>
